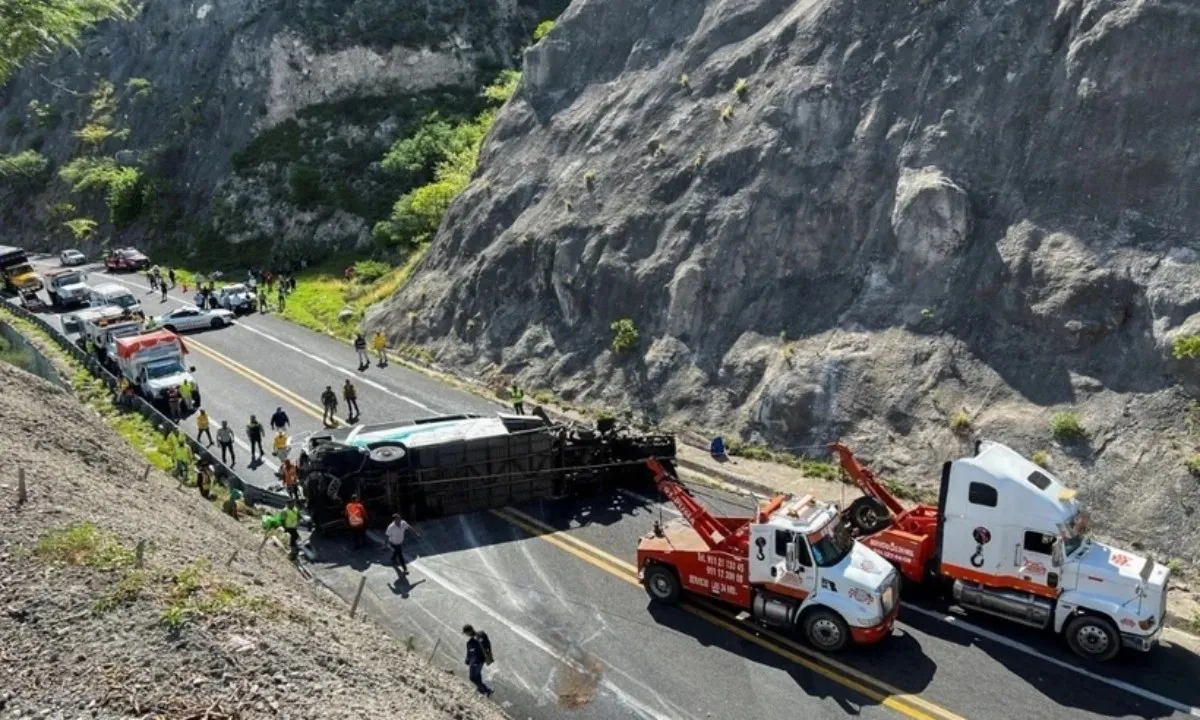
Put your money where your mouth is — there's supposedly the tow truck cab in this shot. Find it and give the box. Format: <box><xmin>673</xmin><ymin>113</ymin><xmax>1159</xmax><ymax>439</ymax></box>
<box><xmin>45</xmin><ymin>268</ymin><xmax>90</xmax><ymax>309</ymax></box>
<box><xmin>935</xmin><ymin>442</ymin><xmax>1169</xmax><ymax>660</ymax></box>
<box><xmin>114</xmin><ymin>330</ymin><xmax>198</xmax><ymax>403</ymax></box>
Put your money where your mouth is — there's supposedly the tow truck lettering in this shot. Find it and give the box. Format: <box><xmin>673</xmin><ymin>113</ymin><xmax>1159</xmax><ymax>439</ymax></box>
<box><xmin>1021</xmin><ymin>559</ymin><xmax>1047</xmax><ymax>576</ymax></box>
<box><xmin>1120</xmin><ymin>618</ymin><xmax>1136</xmax><ymax>628</ymax></box>
<box><xmin>847</xmin><ymin>587</ymin><xmax>873</xmax><ymax>604</ymax></box>
<box><xmin>1111</xmin><ymin>554</ymin><xmax>1132</xmax><ymax>568</ymax></box>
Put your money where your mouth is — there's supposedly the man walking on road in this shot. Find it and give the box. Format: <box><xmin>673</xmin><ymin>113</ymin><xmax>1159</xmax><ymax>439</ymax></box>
<box><xmin>168</xmin><ymin>268</ymin><xmax>176</xmax><ymax>289</ymax></box>
<box><xmin>343</xmin><ymin>379</ymin><xmax>359</xmax><ymax>422</ymax></box>
<box><xmin>179</xmin><ymin>377</ymin><xmax>195</xmax><ymax>412</ymax></box>
<box><xmin>385</xmin><ymin>513</ymin><xmax>418</xmax><ymax>572</ymax></box>
<box><xmin>246</xmin><ymin>415</ymin><xmax>265</xmax><ymax>463</ymax></box>
<box><xmin>321</xmin><ymin>386</ymin><xmax>338</xmax><ymax>426</ymax></box>
<box><xmin>510</xmin><ymin>384</ymin><xmax>525</xmax><ymax>415</ymax></box>
<box><xmin>372</xmin><ymin>331</ymin><xmax>388</xmax><ymax>367</ymax></box>
<box><xmin>196</xmin><ymin>409</ymin><xmax>213</xmax><ymax>445</ymax></box>
<box><xmin>270</xmin><ymin>406</ymin><xmax>290</xmax><ymax>433</ymax></box>
<box><xmin>216</xmin><ymin>420</ymin><xmax>236</xmax><ymax>466</ymax></box>
<box><xmin>280</xmin><ymin>457</ymin><xmax>299</xmax><ymax>501</ymax></box>
<box><xmin>354</xmin><ymin>333</ymin><xmax>370</xmax><ymax>371</ymax></box>
<box><xmin>462</xmin><ymin>625</ymin><xmax>494</xmax><ymax>696</ymax></box>
<box><xmin>166</xmin><ymin>386</ymin><xmax>182</xmax><ymax>422</ymax></box>
<box><xmin>345</xmin><ymin>495</ymin><xmax>367</xmax><ymax>549</ymax></box>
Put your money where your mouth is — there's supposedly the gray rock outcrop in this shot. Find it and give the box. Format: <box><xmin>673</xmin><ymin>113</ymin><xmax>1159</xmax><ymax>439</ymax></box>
<box><xmin>374</xmin><ymin>0</ymin><xmax>1200</xmax><ymax>560</ymax></box>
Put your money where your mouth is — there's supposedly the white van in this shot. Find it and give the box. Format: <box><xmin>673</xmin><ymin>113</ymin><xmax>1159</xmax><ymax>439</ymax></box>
<box><xmin>89</xmin><ymin>282</ymin><xmax>144</xmax><ymax>319</ymax></box>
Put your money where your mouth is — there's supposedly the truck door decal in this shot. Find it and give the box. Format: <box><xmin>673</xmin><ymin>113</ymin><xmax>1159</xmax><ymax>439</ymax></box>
<box><xmin>970</xmin><ymin>526</ymin><xmax>991</xmax><ymax>568</ymax></box>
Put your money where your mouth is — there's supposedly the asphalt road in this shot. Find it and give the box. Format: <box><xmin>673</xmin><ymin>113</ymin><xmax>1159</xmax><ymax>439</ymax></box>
<box><xmin>16</xmin><ymin>257</ymin><xmax>1200</xmax><ymax>720</ymax></box>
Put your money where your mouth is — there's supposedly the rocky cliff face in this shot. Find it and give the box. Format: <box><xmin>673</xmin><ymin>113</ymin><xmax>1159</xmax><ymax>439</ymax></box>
<box><xmin>0</xmin><ymin>0</ymin><xmax>562</xmax><ymax>262</ymax></box>
<box><xmin>376</xmin><ymin>0</ymin><xmax>1200</xmax><ymax>560</ymax></box>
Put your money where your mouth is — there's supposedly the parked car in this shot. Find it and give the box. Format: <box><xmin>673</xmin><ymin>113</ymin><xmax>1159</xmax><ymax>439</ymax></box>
<box><xmin>152</xmin><ymin>304</ymin><xmax>235</xmax><ymax>332</ymax></box>
<box><xmin>60</xmin><ymin>249</ymin><xmax>87</xmax><ymax>266</ymax></box>
<box><xmin>216</xmin><ymin>283</ymin><xmax>257</xmax><ymax>314</ymax></box>
<box><xmin>104</xmin><ymin>247</ymin><xmax>150</xmax><ymax>272</ymax></box>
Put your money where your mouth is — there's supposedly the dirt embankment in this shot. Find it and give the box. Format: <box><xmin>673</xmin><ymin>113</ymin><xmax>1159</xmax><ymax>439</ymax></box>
<box><xmin>0</xmin><ymin>360</ymin><xmax>506</xmax><ymax>720</ymax></box>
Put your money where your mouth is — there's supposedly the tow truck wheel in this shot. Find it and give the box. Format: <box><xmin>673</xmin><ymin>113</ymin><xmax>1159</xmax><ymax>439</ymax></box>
<box><xmin>1064</xmin><ymin>615</ymin><xmax>1120</xmax><ymax>662</ymax></box>
<box><xmin>803</xmin><ymin>608</ymin><xmax>850</xmax><ymax>652</ymax></box>
<box><xmin>643</xmin><ymin>563</ymin><xmax>681</xmax><ymax>605</ymax></box>
<box><xmin>847</xmin><ymin>496</ymin><xmax>890</xmax><ymax>534</ymax></box>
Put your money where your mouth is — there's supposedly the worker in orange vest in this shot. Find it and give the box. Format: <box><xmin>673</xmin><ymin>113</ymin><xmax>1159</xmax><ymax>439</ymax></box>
<box><xmin>280</xmin><ymin>458</ymin><xmax>299</xmax><ymax>501</ymax></box>
<box><xmin>345</xmin><ymin>494</ymin><xmax>367</xmax><ymax>549</ymax></box>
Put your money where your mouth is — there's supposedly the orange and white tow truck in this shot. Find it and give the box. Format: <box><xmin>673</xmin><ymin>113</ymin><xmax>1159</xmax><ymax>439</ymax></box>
<box><xmin>832</xmin><ymin>440</ymin><xmax>1171</xmax><ymax>662</ymax></box>
<box><xmin>637</xmin><ymin>458</ymin><xmax>901</xmax><ymax>652</ymax></box>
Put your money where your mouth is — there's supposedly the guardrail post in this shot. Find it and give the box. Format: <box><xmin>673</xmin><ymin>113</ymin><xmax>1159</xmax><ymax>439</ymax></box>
<box><xmin>349</xmin><ymin>575</ymin><xmax>367</xmax><ymax>618</ymax></box>
<box><xmin>17</xmin><ymin>467</ymin><xmax>27</xmax><ymax>505</ymax></box>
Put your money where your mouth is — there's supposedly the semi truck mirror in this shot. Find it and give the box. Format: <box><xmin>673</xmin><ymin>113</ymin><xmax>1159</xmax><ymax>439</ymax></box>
<box><xmin>786</xmin><ymin>542</ymin><xmax>798</xmax><ymax>572</ymax></box>
<box><xmin>189</xmin><ymin>366</ymin><xmax>196</xmax><ymax>372</ymax></box>
<box><xmin>1052</xmin><ymin>540</ymin><xmax>1064</xmax><ymax>567</ymax></box>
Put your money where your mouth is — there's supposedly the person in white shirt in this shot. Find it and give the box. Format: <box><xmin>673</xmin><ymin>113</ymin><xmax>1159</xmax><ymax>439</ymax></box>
<box><xmin>385</xmin><ymin>514</ymin><xmax>418</xmax><ymax>572</ymax></box>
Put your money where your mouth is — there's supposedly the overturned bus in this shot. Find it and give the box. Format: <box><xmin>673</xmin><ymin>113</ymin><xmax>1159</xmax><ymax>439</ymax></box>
<box><xmin>298</xmin><ymin>411</ymin><xmax>675</xmax><ymax>526</ymax></box>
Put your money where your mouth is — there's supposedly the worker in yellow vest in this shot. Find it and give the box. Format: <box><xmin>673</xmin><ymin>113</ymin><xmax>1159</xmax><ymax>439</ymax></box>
<box><xmin>371</xmin><ymin>331</ymin><xmax>388</xmax><ymax>367</ymax></box>
<box><xmin>272</xmin><ymin>429</ymin><xmax>289</xmax><ymax>462</ymax></box>
<box><xmin>173</xmin><ymin>432</ymin><xmax>192</xmax><ymax>481</ymax></box>
<box><xmin>510</xmin><ymin>384</ymin><xmax>525</xmax><ymax>415</ymax></box>
<box><xmin>281</xmin><ymin>500</ymin><xmax>301</xmax><ymax>559</ymax></box>
<box><xmin>196</xmin><ymin>409</ymin><xmax>213</xmax><ymax>445</ymax></box>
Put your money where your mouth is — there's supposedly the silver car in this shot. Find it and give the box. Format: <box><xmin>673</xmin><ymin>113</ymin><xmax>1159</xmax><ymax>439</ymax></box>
<box><xmin>152</xmin><ymin>304</ymin><xmax>235</xmax><ymax>332</ymax></box>
<box><xmin>60</xmin><ymin>249</ymin><xmax>86</xmax><ymax>266</ymax></box>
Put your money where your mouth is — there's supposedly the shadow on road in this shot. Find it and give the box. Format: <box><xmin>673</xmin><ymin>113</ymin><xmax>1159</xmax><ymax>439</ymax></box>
<box><xmin>900</xmin><ymin>603</ymin><xmax>1187</xmax><ymax>718</ymax></box>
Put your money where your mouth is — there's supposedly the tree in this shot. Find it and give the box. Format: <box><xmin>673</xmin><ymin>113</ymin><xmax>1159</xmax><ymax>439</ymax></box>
<box><xmin>0</xmin><ymin>0</ymin><xmax>133</xmax><ymax>84</ymax></box>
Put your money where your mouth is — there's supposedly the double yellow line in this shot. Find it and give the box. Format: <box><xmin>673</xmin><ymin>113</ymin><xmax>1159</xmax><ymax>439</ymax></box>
<box><xmin>185</xmin><ymin>337</ymin><xmax>339</xmax><ymax>427</ymax></box>
<box><xmin>490</xmin><ymin>507</ymin><xmax>965</xmax><ymax>720</ymax></box>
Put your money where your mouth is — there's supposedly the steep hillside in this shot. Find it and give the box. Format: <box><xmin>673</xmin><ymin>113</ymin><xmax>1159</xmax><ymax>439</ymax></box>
<box><xmin>374</xmin><ymin>0</ymin><xmax>1200</xmax><ymax>561</ymax></box>
<box><xmin>0</xmin><ymin>0</ymin><xmax>564</xmax><ymax>264</ymax></box>
<box><xmin>0</xmin><ymin>359</ymin><xmax>505</xmax><ymax>719</ymax></box>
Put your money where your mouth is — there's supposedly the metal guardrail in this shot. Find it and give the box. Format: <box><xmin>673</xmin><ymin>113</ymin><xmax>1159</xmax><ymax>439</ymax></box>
<box><xmin>1</xmin><ymin>299</ymin><xmax>285</xmax><ymax>509</ymax></box>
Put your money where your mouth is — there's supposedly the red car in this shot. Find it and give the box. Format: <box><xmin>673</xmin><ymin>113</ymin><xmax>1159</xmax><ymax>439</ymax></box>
<box><xmin>104</xmin><ymin>247</ymin><xmax>151</xmax><ymax>272</ymax></box>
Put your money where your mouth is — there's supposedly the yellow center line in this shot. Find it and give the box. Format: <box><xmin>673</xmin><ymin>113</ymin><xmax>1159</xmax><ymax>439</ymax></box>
<box><xmin>489</xmin><ymin>507</ymin><xmax>966</xmax><ymax>720</ymax></box>
<box><xmin>185</xmin><ymin>339</ymin><xmax>337</xmax><ymax>426</ymax></box>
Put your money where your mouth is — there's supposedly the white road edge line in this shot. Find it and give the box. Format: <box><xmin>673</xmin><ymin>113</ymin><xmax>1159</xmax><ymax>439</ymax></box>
<box><xmin>365</xmin><ymin>530</ymin><xmax>672</xmax><ymax>720</ymax></box>
<box><xmin>81</xmin><ymin>269</ymin><xmax>437</xmax><ymax>413</ymax></box>
<box><xmin>901</xmin><ymin>605</ymin><xmax>1200</xmax><ymax>718</ymax></box>
<box><xmin>621</xmin><ymin>489</ymin><xmax>1200</xmax><ymax>718</ymax></box>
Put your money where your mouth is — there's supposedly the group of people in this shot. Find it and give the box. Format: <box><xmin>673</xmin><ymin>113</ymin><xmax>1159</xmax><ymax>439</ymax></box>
<box><xmin>354</xmin><ymin>331</ymin><xmax>389</xmax><ymax>371</ymax></box>
<box><xmin>320</xmin><ymin>378</ymin><xmax>363</xmax><ymax>425</ymax></box>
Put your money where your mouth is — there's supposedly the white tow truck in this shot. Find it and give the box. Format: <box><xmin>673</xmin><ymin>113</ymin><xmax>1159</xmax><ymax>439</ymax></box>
<box><xmin>114</xmin><ymin>330</ymin><xmax>199</xmax><ymax>404</ymax></box>
<box><xmin>44</xmin><ymin>268</ymin><xmax>91</xmax><ymax>309</ymax></box>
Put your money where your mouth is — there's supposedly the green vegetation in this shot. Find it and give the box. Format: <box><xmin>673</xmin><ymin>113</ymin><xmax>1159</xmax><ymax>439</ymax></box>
<box><xmin>74</xmin><ymin>122</ymin><xmax>114</xmax><ymax>146</ymax></box>
<box><xmin>1049</xmin><ymin>411</ymin><xmax>1086</xmax><ymax>441</ymax></box>
<box><xmin>160</xmin><ymin>558</ymin><xmax>283</xmax><ymax>629</ymax></box>
<box><xmin>3</xmin><ymin>115</ymin><xmax>24</xmax><ymax>136</ymax></box>
<box><xmin>1187</xmin><ymin>455</ymin><xmax>1200</xmax><ymax>478</ymax></box>
<box><xmin>1031</xmin><ymin>449</ymin><xmax>1051</xmax><ymax>468</ymax></box>
<box><xmin>59</xmin><ymin>157</ymin><xmax>150</xmax><ymax>227</ymax></box>
<box><xmin>92</xmin><ymin>570</ymin><xmax>147</xmax><ymax>614</ymax></box>
<box><xmin>373</xmin><ymin>73</ymin><xmax>519</xmax><ymax>248</ymax></box>
<box><xmin>1173</xmin><ymin>335</ymin><xmax>1200</xmax><ymax>360</ymax></box>
<box><xmin>0</xmin><ymin>334</ymin><xmax>35</xmax><ymax>371</ymax></box>
<box><xmin>693</xmin><ymin>151</ymin><xmax>705</xmax><ymax>169</ymax></box>
<box><xmin>610</xmin><ymin>318</ymin><xmax>639</xmax><ymax>353</ymax></box>
<box><xmin>0</xmin><ymin>149</ymin><xmax>50</xmax><ymax>189</ymax></box>
<box><xmin>733</xmin><ymin>77</ymin><xmax>748</xmax><ymax>99</ymax></box>
<box><xmin>584</xmin><ymin>169</ymin><xmax>597</xmax><ymax>189</ymax></box>
<box><xmin>719</xmin><ymin>104</ymin><xmax>733</xmax><ymax>123</ymax></box>
<box><xmin>125</xmin><ymin>76</ymin><xmax>152</xmax><ymax>98</ymax></box>
<box><xmin>532</xmin><ymin>20</ymin><xmax>555</xmax><ymax>41</ymax></box>
<box><xmin>949</xmin><ymin>410</ymin><xmax>971</xmax><ymax>435</ymax></box>
<box><xmin>725</xmin><ymin>439</ymin><xmax>840</xmax><ymax>480</ymax></box>
<box><xmin>0</xmin><ymin>0</ymin><xmax>133</xmax><ymax>83</ymax></box>
<box><xmin>288</xmin><ymin>163</ymin><xmax>323</xmax><ymax>208</ymax></box>
<box><xmin>35</xmin><ymin>522</ymin><xmax>135</xmax><ymax>570</ymax></box>
<box><xmin>27</xmin><ymin>99</ymin><xmax>60</xmax><ymax>128</ymax></box>
<box><xmin>1167</xmin><ymin>558</ymin><xmax>1184</xmax><ymax>576</ymax></box>
<box><xmin>64</xmin><ymin>217</ymin><xmax>98</xmax><ymax>239</ymax></box>
<box><xmin>679</xmin><ymin>73</ymin><xmax>690</xmax><ymax>89</ymax></box>
<box><xmin>352</xmin><ymin>259</ymin><xmax>392</xmax><ymax>282</ymax></box>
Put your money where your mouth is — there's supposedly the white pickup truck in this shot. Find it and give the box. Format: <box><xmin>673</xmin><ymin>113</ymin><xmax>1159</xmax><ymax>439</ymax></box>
<box><xmin>113</xmin><ymin>330</ymin><xmax>199</xmax><ymax>404</ymax></box>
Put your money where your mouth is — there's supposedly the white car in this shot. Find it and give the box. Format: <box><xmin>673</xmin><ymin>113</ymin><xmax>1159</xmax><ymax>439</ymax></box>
<box><xmin>60</xmin><ymin>249</ymin><xmax>86</xmax><ymax>266</ymax></box>
<box><xmin>216</xmin><ymin>283</ymin><xmax>257</xmax><ymax>314</ymax></box>
<box><xmin>152</xmin><ymin>304</ymin><xmax>234</xmax><ymax>333</ymax></box>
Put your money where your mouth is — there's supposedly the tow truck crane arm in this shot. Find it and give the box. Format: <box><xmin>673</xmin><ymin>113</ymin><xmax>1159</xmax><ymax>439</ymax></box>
<box><xmin>828</xmin><ymin>441</ymin><xmax>907</xmax><ymax>517</ymax></box>
<box><xmin>645</xmin><ymin>457</ymin><xmax>741</xmax><ymax>553</ymax></box>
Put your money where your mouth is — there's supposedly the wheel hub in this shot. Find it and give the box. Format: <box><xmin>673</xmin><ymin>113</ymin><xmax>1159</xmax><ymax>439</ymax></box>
<box><xmin>651</xmin><ymin>575</ymin><xmax>671</xmax><ymax>597</ymax></box>
<box><xmin>1077</xmin><ymin>624</ymin><xmax>1110</xmax><ymax>654</ymax></box>
<box><xmin>812</xmin><ymin>618</ymin><xmax>841</xmax><ymax>646</ymax></box>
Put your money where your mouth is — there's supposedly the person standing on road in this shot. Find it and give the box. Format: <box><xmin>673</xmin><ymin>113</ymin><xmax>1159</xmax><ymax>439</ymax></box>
<box><xmin>160</xmin><ymin>281</ymin><xmax>168</xmax><ymax>303</ymax></box>
<box><xmin>168</xmin><ymin>268</ymin><xmax>176</xmax><ymax>289</ymax></box>
<box><xmin>282</xmin><ymin>500</ymin><xmax>301</xmax><ymax>559</ymax></box>
<box><xmin>320</xmin><ymin>386</ymin><xmax>338</xmax><ymax>426</ymax></box>
<box><xmin>272</xmin><ymin>429</ymin><xmax>289</xmax><ymax>462</ymax></box>
<box><xmin>216</xmin><ymin>420</ymin><xmax>236</xmax><ymax>466</ymax></box>
<box><xmin>277</xmin><ymin>284</ymin><xmax>286</xmax><ymax>311</ymax></box>
<box><xmin>280</xmin><ymin>457</ymin><xmax>300</xmax><ymax>501</ymax></box>
<box><xmin>147</xmin><ymin>268</ymin><xmax>158</xmax><ymax>292</ymax></box>
<box><xmin>372</xmin><ymin>331</ymin><xmax>388</xmax><ymax>367</ymax></box>
<box><xmin>178</xmin><ymin>377</ymin><xmax>195</xmax><ymax>413</ymax></box>
<box><xmin>345</xmin><ymin>495</ymin><xmax>367</xmax><ymax>549</ymax></box>
<box><xmin>196</xmin><ymin>408</ymin><xmax>213</xmax><ymax>445</ymax></box>
<box><xmin>354</xmin><ymin>333</ymin><xmax>370</xmax><ymax>371</ymax></box>
<box><xmin>385</xmin><ymin>513</ymin><xmax>418</xmax><ymax>572</ymax></box>
<box><xmin>270</xmin><ymin>406</ymin><xmax>290</xmax><ymax>433</ymax></box>
<box><xmin>342</xmin><ymin>379</ymin><xmax>359</xmax><ymax>422</ymax></box>
<box><xmin>462</xmin><ymin>625</ymin><xmax>494</xmax><ymax>696</ymax></box>
<box><xmin>510</xmin><ymin>384</ymin><xmax>525</xmax><ymax>415</ymax></box>
<box><xmin>246</xmin><ymin>415</ymin><xmax>265</xmax><ymax>463</ymax></box>
<box><xmin>166</xmin><ymin>386</ymin><xmax>183</xmax><ymax>422</ymax></box>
